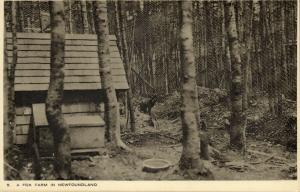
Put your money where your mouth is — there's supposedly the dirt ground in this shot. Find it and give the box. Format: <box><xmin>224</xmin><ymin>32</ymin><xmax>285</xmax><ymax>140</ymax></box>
<box><xmin>69</xmin><ymin>117</ymin><xmax>296</xmax><ymax>180</ymax></box>
<box><xmin>10</xmin><ymin>90</ymin><xmax>297</xmax><ymax>180</ymax></box>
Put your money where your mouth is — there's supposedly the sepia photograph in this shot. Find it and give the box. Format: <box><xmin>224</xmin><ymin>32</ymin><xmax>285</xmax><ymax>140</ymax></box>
<box><xmin>2</xmin><ymin>0</ymin><xmax>298</xmax><ymax>188</ymax></box>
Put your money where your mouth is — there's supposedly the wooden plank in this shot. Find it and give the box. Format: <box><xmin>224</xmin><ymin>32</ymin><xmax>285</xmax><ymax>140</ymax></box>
<box><xmin>15</xmin><ymin>75</ymin><xmax>126</xmax><ymax>85</ymax></box>
<box><xmin>15</xmin><ymin>70</ymin><xmax>125</xmax><ymax>77</ymax></box>
<box><xmin>15</xmin><ymin>69</ymin><xmax>125</xmax><ymax>78</ymax></box>
<box><xmin>64</xmin><ymin>112</ymin><xmax>100</xmax><ymax>117</ymax></box>
<box><xmin>16</xmin><ymin>64</ymin><xmax>50</xmax><ymax>70</ymax></box>
<box><xmin>32</xmin><ymin>103</ymin><xmax>48</xmax><ymax>127</ymax></box>
<box><xmin>71</xmin><ymin>126</ymin><xmax>105</xmax><ymax>149</ymax></box>
<box><xmin>6</xmin><ymin>39</ymin><xmax>117</xmax><ymax>46</ymax></box>
<box><xmin>114</xmin><ymin>82</ymin><xmax>129</xmax><ymax>89</ymax></box>
<box><xmin>16</xmin><ymin>106</ymin><xmax>32</xmax><ymax>115</ymax></box>
<box><xmin>71</xmin><ymin>148</ymin><xmax>104</xmax><ymax>154</ymax></box>
<box><xmin>15</xmin><ymin>70</ymin><xmax>100</xmax><ymax>77</ymax></box>
<box><xmin>15</xmin><ymin>125</ymin><xmax>30</xmax><ymax>135</ymax></box>
<box><xmin>16</xmin><ymin>104</ymin><xmax>99</xmax><ymax>115</ymax></box>
<box><xmin>15</xmin><ymin>82</ymin><xmax>128</xmax><ymax>91</ymax></box>
<box><xmin>15</xmin><ymin>63</ymin><xmax>124</xmax><ymax>70</ymax></box>
<box><xmin>65</xmin><ymin>115</ymin><xmax>105</xmax><ymax>127</ymax></box>
<box><xmin>7</xmin><ymin>51</ymin><xmax>98</xmax><ymax>58</ymax></box>
<box><xmin>7</xmin><ymin>44</ymin><xmax>119</xmax><ymax>52</ymax></box>
<box><xmin>14</xmin><ymin>135</ymin><xmax>28</xmax><ymax>145</ymax></box>
<box><xmin>8</xmin><ymin>57</ymin><xmax>123</xmax><ymax>64</ymax></box>
<box><xmin>62</xmin><ymin>103</ymin><xmax>98</xmax><ymax>113</ymax></box>
<box><xmin>15</xmin><ymin>76</ymin><xmax>101</xmax><ymax>84</ymax></box>
<box><xmin>15</xmin><ymin>83</ymin><xmax>98</xmax><ymax>91</ymax></box>
<box><xmin>39</xmin><ymin>126</ymin><xmax>105</xmax><ymax>149</ymax></box>
<box><xmin>6</xmin><ymin>32</ymin><xmax>116</xmax><ymax>41</ymax></box>
<box><xmin>15</xmin><ymin>115</ymin><xmax>31</xmax><ymax>125</ymax></box>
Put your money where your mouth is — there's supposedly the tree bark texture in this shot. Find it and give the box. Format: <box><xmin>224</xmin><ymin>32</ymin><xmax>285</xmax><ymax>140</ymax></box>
<box><xmin>81</xmin><ymin>0</ymin><xmax>89</xmax><ymax>34</ymax></box>
<box><xmin>93</xmin><ymin>1</ymin><xmax>129</xmax><ymax>150</ymax></box>
<box><xmin>8</xmin><ymin>1</ymin><xmax>17</xmax><ymax>147</ymax></box>
<box><xmin>68</xmin><ymin>0</ymin><xmax>73</xmax><ymax>33</ymax></box>
<box><xmin>4</xmin><ymin>21</ymin><xmax>12</xmax><ymax>152</ymax></box>
<box><xmin>114</xmin><ymin>1</ymin><xmax>123</xmax><ymax>58</ymax></box>
<box><xmin>46</xmin><ymin>1</ymin><xmax>71</xmax><ymax>179</ymax></box>
<box><xmin>242</xmin><ymin>2</ymin><xmax>253</xmax><ymax>111</ymax></box>
<box><xmin>280</xmin><ymin>2</ymin><xmax>288</xmax><ymax>95</ymax></box>
<box><xmin>179</xmin><ymin>1</ymin><xmax>203</xmax><ymax>171</ymax></box>
<box><xmin>117</xmin><ymin>1</ymin><xmax>136</xmax><ymax>132</ymax></box>
<box><xmin>224</xmin><ymin>0</ymin><xmax>246</xmax><ymax>151</ymax></box>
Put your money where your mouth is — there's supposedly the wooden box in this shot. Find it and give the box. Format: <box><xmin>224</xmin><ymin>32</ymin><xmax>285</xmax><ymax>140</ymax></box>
<box><xmin>32</xmin><ymin>103</ymin><xmax>105</xmax><ymax>154</ymax></box>
<box><xmin>39</xmin><ymin>115</ymin><xmax>105</xmax><ymax>151</ymax></box>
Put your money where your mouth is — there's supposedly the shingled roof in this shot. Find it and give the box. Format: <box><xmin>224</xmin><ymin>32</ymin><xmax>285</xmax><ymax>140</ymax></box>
<box><xmin>6</xmin><ymin>33</ymin><xmax>129</xmax><ymax>91</ymax></box>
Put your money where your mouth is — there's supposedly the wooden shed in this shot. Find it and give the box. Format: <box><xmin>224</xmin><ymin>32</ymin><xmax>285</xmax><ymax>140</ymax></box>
<box><xmin>6</xmin><ymin>32</ymin><xmax>128</xmax><ymax>152</ymax></box>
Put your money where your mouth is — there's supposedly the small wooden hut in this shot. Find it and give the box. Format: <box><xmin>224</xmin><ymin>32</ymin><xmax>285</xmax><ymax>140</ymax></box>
<box><xmin>6</xmin><ymin>32</ymin><xmax>128</xmax><ymax>152</ymax></box>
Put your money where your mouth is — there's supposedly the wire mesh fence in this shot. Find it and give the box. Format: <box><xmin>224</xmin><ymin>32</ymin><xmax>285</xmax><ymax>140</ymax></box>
<box><xmin>4</xmin><ymin>0</ymin><xmax>297</xmax><ymax>100</ymax></box>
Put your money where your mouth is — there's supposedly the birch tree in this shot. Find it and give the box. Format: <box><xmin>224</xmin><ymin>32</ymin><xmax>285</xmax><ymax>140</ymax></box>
<box><xmin>224</xmin><ymin>0</ymin><xmax>246</xmax><ymax>151</ymax></box>
<box><xmin>81</xmin><ymin>0</ymin><xmax>89</xmax><ymax>34</ymax></box>
<box><xmin>46</xmin><ymin>1</ymin><xmax>71</xmax><ymax>179</ymax></box>
<box><xmin>178</xmin><ymin>2</ymin><xmax>212</xmax><ymax>178</ymax></box>
<box><xmin>93</xmin><ymin>1</ymin><xmax>130</xmax><ymax>151</ymax></box>
<box><xmin>117</xmin><ymin>1</ymin><xmax>136</xmax><ymax>132</ymax></box>
<box><xmin>7</xmin><ymin>1</ymin><xmax>17</xmax><ymax>145</ymax></box>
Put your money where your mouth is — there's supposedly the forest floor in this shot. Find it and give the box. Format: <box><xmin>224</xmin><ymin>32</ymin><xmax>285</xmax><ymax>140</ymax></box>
<box><xmin>70</xmin><ymin>120</ymin><xmax>296</xmax><ymax>180</ymax></box>
<box><xmin>9</xmin><ymin>88</ymin><xmax>297</xmax><ymax>180</ymax></box>
<box><xmin>70</xmin><ymin>88</ymin><xmax>297</xmax><ymax>180</ymax></box>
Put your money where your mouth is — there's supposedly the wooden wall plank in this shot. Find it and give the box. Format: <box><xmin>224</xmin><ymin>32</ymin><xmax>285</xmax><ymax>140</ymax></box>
<box><xmin>16</xmin><ymin>104</ymin><xmax>100</xmax><ymax>116</ymax></box>
<box><xmin>15</xmin><ymin>63</ymin><xmax>124</xmax><ymax>70</ymax></box>
<box><xmin>15</xmin><ymin>70</ymin><xmax>100</xmax><ymax>76</ymax></box>
<box><xmin>16</xmin><ymin>64</ymin><xmax>50</xmax><ymax>70</ymax></box>
<box><xmin>62</xmin><ymin>103</ymin><xmax>98</xmax><ymax>113</ymax></box>
<box><xmin>15</xmin><ymin>125</ymin><xmax>30</xmax><ymax>135</ymax></box>
<box><xmin>7</xmin><ymin>44</ymin><xmax>119</xmax><ymax>52</ymax></box>
<box><xmin>15</xmin><ymin>116</ymin><xmax>31</xmax><ymax>125</ymax></box>
<box><xmin>15</xmin><ymin>83</ymin><xmax>98</xmax><ymax>91</ymax></box>
<box><xmin>32</xmin><ymin>103</ymin><xmax>48</xmax><ymax>126</ymax></box>
<box><xmin>6</xmin><ymin>39</ymin><xmax>117</xmax><ymax>46</ymax></box>
<box><xmin>15</xmin><ymin>135</ymin><xmax>28</xmax><ymax>145</ymax></box>
<box><xmin>8</xmin><ymin>57</ymin><xmax>123</xmax><ymax>64</ymax></box>
<box><xmin>6</xmin><ymin>32</ymin><xmax>116</xmax><ymax>41</ymax></box>
<box><xmin>15</xmin><ymin>75</ymin><xmax>126</xmax><ymax>84</ymax></box>
<box><xmin>38</xmin><ymin>126</ymin><xmax>105</xmax><ymax>149</ymax></box>
<box><xmin>15</xmin><ymin>68</ymin><xmax>125</xmax><ymax>77</ymax></box>
<box><xmin>15</xmin><ymin>81</ymin><xmax>129</xmax><ymax>91</ymax></box>
<box><xmin>6</xmin><ymin>33</ymin><xmax>128</xmax><ymax>91</ymax></box>
<box><xmin>8</xmin><ymin>51</ymin><xmax>97</xmax><ymax>58</ymax></box>
<box><xmin>71</xmin><ymin>127</ymin><xmax>105</xmax><ymax>149</ymax></box>
<box><xmin>15</xmin><ymin>76</ymin><xmax>101</xmax><ymax>83</ymax></box>
<box><xmin>16</xmin><ymin>106</ymin><xmax>32</xmax><ymax>115</ymax></box>
<box><xmin>65</xmin><ymin>115</ymin><xmax>105</xmax><ymax>127</ymax></box>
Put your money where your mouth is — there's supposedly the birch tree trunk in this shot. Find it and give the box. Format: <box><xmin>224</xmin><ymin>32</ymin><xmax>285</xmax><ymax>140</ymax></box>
<box><xmin>17</xmin><ymin>1</ymin><xmax>24</xmax><ymax>32</ymax></box>
<box><xmin>8</xmin><ymin>1</ymin><xmax>17</xmax><ymax>147</ymax></box>
<box><xmin>114</xmin><ymin>2</ymin><xmax>122</xmax><ymax>58</ymax></box>
<box><xmin>280</xmin><ymin>2</ymin><xmax>287</xmax><ymax>95</ymax></box>
<box><xmin>93</xmin><ymin>1</ymin><xmax>130</xmax><ymax>151</ymax></box>
<box><xmin>224</xmin><ymin>0</ymin><xmax>246</xmax><ymax>151</ymax></box>
<box><xmin>46</xmin><ymin>1</ymin><xmax>71</xmax><ymax>179</ymax></box>
<box><xmin>270</xmin><ymin>2</ymin><xmax>280</xmax><ymax>116</ymax></box>
<box><xmin>81</xmin><ymin>0</ymin><xmax>89</xmax><ymax>34</ymax></box>
<box><xmin>4</xmin><ymin>20</ymin><xmax>12</xmax><ymax>152</ymax></box>
<box><xmin>242</xmin><ymin>2</ymin><xmax>254</xmax><ymax>110</ymax></box>
<box><xmin>117</xmin><ymin>1</ymin><xmax>136</xmax><ymax>132</ymax></box>
<box><xmin>179</xmin><ymin>1</ymin><xmax>207</xmax><ymax>175</ymax></box>
<box><xmin>68</xmin><ymin>0</ymin><xmax>73</xmax><ymax>33</ymax></box>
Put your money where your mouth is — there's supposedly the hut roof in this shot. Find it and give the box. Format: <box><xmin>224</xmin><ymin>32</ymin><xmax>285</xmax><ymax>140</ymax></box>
<box><xmin>6</xmin><ymin>33</ymin><xmax>129</xmax><ymax>91</ymax></box>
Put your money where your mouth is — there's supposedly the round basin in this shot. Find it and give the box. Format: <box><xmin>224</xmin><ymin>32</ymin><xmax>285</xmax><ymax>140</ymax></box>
<box><xmin>142</xmin><ymin>158</ymin><xmax>171</xmax><ymax>173</ymax></box>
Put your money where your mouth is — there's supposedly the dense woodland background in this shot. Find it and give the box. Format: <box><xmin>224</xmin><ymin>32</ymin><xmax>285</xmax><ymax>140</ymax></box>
<box><xmin>3</xmin><ymin>0</ymin><xmax>297</xmax><ymax>181</ymax></box>
<box><xmin>5</xmin><ymin>1</ymin><xmax>297</xmax><ymax>101</ymax></box>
